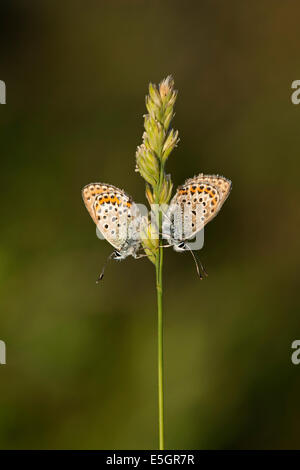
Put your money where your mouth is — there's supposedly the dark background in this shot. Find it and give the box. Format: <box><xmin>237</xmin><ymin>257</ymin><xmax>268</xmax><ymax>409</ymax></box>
<box><xmin>0</xmin><ymin>0</ymin><xmax>300</xmax><ymax>449</ymax></box>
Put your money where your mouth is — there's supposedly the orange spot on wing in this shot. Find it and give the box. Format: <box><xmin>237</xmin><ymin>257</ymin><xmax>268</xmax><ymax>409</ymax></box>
<box><xmin>110</xmin><ymin>196</ymin><xmax>121</xmax><ymax>205</ymax></box>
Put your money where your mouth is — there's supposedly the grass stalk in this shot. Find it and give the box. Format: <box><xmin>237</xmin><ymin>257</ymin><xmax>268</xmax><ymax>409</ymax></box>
<box><xmin>136</xmin><ymin>76</ymin><xmax>179</xmax><ymax>449</ymax></box>
<box><xmin>155</xmin><ymin>169</ymin><xmax>165</xmax><ymax>449</ymax></box>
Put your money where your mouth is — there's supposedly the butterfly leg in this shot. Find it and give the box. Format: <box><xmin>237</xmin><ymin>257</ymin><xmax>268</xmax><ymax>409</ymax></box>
<box><xmin>134</xmin><ymin>253</ymin><xmax>150</xmax><ymax>259</ymax></box>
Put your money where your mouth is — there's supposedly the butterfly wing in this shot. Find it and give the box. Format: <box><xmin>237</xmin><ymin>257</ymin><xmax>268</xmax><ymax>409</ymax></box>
<box><xmin>82</xmin><ymin>183</ymin><xmax>142</xmax><ymax>252</ymax></box>
<box><xmin>164</xmin><ymin>174</ymin><xmax>231</xmax><ymax>241</ymax></box>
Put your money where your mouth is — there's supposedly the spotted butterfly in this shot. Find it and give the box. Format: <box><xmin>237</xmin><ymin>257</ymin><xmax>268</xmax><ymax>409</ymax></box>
<box><xmin>82</xmin><ymin>183</ymin><xmax>145</xmax><ymax>279</ymax></box>
<box><xmin>82</xmin><ymin>174</ymin><xmax>231</xmax><ymax>280</ymax></box>
<box><xmin>163</xmin><ymin>174</ymin><xmax>231</xmax><ymax>252</ymax></box>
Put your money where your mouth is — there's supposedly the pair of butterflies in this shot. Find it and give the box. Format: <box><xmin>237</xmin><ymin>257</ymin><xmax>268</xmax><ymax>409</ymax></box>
<box><xmin>82</xmin><ymin>174</ymin><xmax>231</xmax><ymax>280</ymax></box>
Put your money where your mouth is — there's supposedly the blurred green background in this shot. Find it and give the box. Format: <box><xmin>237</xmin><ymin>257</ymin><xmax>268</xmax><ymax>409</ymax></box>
<box><xmin>1</xmin><ymin>0</ymin><xmax>300</xmax><ymax>449</ymax></box>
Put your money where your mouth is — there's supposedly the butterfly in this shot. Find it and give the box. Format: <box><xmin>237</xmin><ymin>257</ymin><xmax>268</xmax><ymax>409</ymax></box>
<box><xmin>161</xmin><ymin>174</ymin><xmax>231</xmax><ymax>276</ymax></box>
<box><xmin>82</xmin><ymin>183</ymin><xmax>146</xmax><ymax>280</ymax></box>
<box><xmin>82</xmin><ymin>174</ymin><xmax>231</xmax><ymax>281</ymax></box>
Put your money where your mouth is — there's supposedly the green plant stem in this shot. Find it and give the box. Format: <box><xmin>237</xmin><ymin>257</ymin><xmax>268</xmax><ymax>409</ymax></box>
<box><xmin>155</xmin><ymin>160</ymin><xmax>165</xmax><ymax>450</ymax></box>
<box><xmin>156</xmin><ymin>242</ymin><xmax>164</xmax><ymax>450</ymax></box>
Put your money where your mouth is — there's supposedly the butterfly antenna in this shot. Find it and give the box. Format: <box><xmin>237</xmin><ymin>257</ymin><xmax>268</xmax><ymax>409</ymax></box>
<box><xmin>188</xmin><ymin>247</ymin><xmax>202</xmax><ymax>280</ymax></box>
<box><xmin>96</xmin><ymin>252</ymin><xmax>114</xmax><ymax>283</ymax></box>
<box><xmin>198</xmin><ymin>257</ymin><xmax>208</xmax><ymax>277</ymax></box>
<box><xmin>184</xmin><ymin>244</ymin><xmax>207</xmax><ymax>280</ymax></box>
